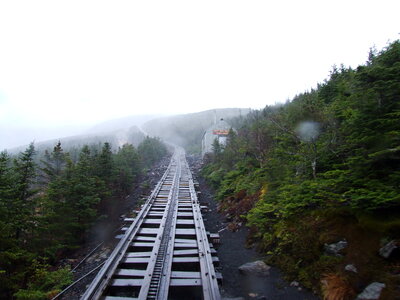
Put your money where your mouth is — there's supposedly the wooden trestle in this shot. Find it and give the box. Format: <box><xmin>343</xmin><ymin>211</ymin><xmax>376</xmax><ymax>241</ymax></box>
<box><xmin>81</xmin><ymin>148</ymin><xmax>221</xmax><ymax>300</ymax></box>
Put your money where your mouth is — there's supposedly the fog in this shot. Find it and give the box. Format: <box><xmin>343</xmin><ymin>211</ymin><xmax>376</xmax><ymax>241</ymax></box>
<box><xmin>0</xmin><ymin>124</ymin><xmax>93</xmax><ymax>151</ymax></box>
<box><xmin>1</xmin><ymin>1</ymin><xmax>399</xmax><ymax>151</ymax></box>
<box><xmin>1</xmin><ymin>115</ymin><xmax>163</xmax><ymax>152</ymax></box>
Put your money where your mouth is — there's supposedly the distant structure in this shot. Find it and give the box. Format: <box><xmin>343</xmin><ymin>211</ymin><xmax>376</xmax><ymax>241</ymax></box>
<box><xmin>201</xmin><ymin>118</ymin><xmax>232</xmax><ymax>157</ymax></box>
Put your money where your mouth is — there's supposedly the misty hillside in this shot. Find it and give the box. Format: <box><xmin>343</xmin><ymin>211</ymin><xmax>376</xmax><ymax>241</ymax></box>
<box><xmin>10</xmin><ymin>125</ymin><xmax>145</xmax><ymax>155</ymax></box>
<box><xmin>142</xmin><ymin>108</ymin><xmax>250</xmax><ymax>153</ymax></box>
<box><xmin>8</xmin><ymin>109</ymin><xmax>249</xmax><ymax>155</ymax></box>
<box><xmin>86</xmin><ymin>114</ymin><xmax>162</xmax><ymax>134</ymax></box>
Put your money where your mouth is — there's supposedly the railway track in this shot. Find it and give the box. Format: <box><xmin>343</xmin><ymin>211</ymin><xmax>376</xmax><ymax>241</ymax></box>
<box><xmin>81</xmin><ymin>148</ymin><xmax>221</xmax><ymax>300</ymax></box>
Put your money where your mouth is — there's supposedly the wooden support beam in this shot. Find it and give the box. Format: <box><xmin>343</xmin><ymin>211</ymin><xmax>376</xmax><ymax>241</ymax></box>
<box><xmin>115</xmin><ymin>269</ymin><xmax>146</xmax><ymax>277</ymax></box>
<box><xmin>125</xmin><ymin>252</ymin><xmax>152</xmax><ymax>258</ymax></box>
<box><xmin>170</xmin><ymin>278</ymin><xmax>202</xmax><ymax>286</ymax></box>
<box><xmin>176</xmin><ymin>219</ymin><xmax>195</xmax><ymax>225</ymax></box>
<box><xmin>171</xmin><ymin>271</ymin><xmax>201</xmax><ymax>279</ymax></box>
<box><xmin>134</xmin><ymin>236</ymin><xmax>156</xmax><ymax>242</ymax></box>
<box><xmin>173</xmin><ymin>249</ymin><xmax>199</xmax><ymax>256</ymax></box>
<box><xmin>175</xmin><ymin>228</ymin><xmax>196</xmax><ymax>235</ymax></box>
<box><xmin>130</xmin><ymin>242</ymin><xmax>155</xmax><ymax>247</ymax></box>
<box><xmin>123</xmin><ymin>257</ymin><xmax>152</xmax><ymax>263</ymax></box>
<box><xmin>138</xmin><ymin>228</ymin><xmax>160</xmax><ymax>234</ymax></box>
<box><xmin>173</xmin><ymin>243</ymin><xmax>198</xmax><ymax>248</ymax></box>
<box><xmin>104</xmin><ymin>296</ymin><xmax>138</xmax><ymax>300</ymax></box>
<box><xmin>111</xmin><ymin>279</ymin><xmax>143</xmax><ymax>287</ymax></box>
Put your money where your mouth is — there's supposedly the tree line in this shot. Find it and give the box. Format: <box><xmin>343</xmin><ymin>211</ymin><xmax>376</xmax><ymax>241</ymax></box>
<box><xmin>0</xmin><ymin>137</ymin><xmax>167</xmax><ymax>299</ymax></box>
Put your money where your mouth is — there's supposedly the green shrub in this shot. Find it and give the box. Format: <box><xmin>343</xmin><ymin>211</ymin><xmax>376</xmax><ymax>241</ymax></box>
<box><xmin>14</xmin><ymin>261</ymin><xmax>72</xmax><ymax>300</ymax></box>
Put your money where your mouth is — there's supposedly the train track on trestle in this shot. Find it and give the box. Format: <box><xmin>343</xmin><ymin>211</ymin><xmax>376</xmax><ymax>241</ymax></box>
<box><xmin>81</xmin><ymin>147</ymin><xmax>221</xmax><ymax>300</ymax></box>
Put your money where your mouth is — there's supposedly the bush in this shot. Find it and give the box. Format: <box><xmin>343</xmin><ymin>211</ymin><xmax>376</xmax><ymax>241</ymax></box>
<box><xmin>14</xmin><ymin>261</ymin><xmax>72</xmax><ymax>300</ymax></box>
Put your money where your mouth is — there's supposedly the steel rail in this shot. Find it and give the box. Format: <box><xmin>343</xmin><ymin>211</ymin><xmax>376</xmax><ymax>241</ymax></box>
<box><xmin>81</xmin><ymin>148</ymin><xmax>220</xmax><ymax>300</ymax></box>
<box><xmin>81</xmin><ymin>158</ymin><xmax>174</xmax><ymax>300</ymax></box>
<box><xmin>186</xmin><ymin>159</ymin><xmax>221</xmax><ymax>300</ymax></box>
<box><xmin>137</xmin><ymin>158</ymin><xmax>180</xmax><ymax>299</ymax></box>
<box><xmin>150</xmin><ymin>155</ymin><xmax>181</xmax><ymax>300</ymax></box>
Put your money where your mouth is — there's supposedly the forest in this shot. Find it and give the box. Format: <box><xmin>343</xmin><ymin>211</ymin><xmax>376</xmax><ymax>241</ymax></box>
<box><xmin>202</xmin><ymin>41</ymin><xmax>400</xmax><ymax>299</ymax></box>
<box><xmin>0</xmin><ymin>137</ymin><xmax>168</xmax><ymax>299</ymax></box>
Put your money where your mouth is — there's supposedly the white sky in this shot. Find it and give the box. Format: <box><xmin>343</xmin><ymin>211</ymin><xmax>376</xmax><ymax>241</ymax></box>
<box><xmin>0</xmin><ymin>0</ymin><xmax>399</xmax><ymax>149</ymax></box>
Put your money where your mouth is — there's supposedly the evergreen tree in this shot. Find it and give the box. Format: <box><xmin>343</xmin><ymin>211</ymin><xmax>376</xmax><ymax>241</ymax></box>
<box><xmin>95</xmin><ymin>142</ymin><xmax>113</xmax><ymax>183</ymax></box>
<box><xmin>0</xmin><ymin>151</ymin><xmax>15</xmax><ymax>221</ymax></box>
<box><xmin>40</xmin><ymin>141</ymin><xmax>66</xmax><ymax>184</ymax></box>
<box><xmin>12</xmin><ymin>143</ymin><xmax>37</xmax><ymax>240</ymax></box>
<box><xmin>113</xmin><ymin>144</ymin><xmax>140</xmax><ymax>195</ymax></box>
<box><xmin>138</xmin><ymin>137</ymin><xmax>168</xmax><ymax>168</ymax></box>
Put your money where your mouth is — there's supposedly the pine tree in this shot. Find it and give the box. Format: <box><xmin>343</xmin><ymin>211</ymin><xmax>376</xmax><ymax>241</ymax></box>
<box><xmin>95</xmin><ymin>142</ymin><xmax>113</xmax><ymax>183</ymax></box>
<box><xmin>40</xmin><ymin>141</ymin><xmax>66</xmax><ymax>184</ymax></box>
<box><xmin>12</xmin><ymin>143</ymin><xmax>37</xmax><ymax>240</ymax></box>
<box><xmin>0</xmin><ymin>151</ymin><xmax>15</xmax><ymax>218</ymax></box>
<box><xmin>113</xmin><ymin>144</ymin><xmax>140</xmax><ymax>195</ymax></box>
<box><xmin>138</xmin><ymin>137</ymin><xmax>168</xmax><ymax>168</ymax></box>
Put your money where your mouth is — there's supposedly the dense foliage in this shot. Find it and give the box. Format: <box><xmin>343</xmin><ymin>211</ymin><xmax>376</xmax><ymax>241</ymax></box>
<box><xmin>0</xmin><ymin>137</ymin><xmax>168</xmax><ymax>299</ymax></box>
<box><xmin>202</xmin><ymin>41</ymin><xmax>400</xmax><ymax>298</ymax></box>
<box><xmin>137</xmin><ymin>137</ymin><xmax>169</xmax><ymax>168</ymax></box>
<box><xmin>205</xmin><ymin>40</ymin><xmax>400</xmax><ymax>216</ymax></box>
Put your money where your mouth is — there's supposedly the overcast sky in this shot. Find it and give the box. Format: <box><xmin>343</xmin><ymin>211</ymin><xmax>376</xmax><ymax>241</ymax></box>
<box><xmin>0</xmin><ymin>0</ymin><xmax>399</xmax><ymax>149</ymax></box>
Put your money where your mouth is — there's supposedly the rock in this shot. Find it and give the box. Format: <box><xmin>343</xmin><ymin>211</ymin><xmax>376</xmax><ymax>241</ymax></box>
<box><xmin>290</xmin><ymin>281</ymin><xmax>300</xmax><ymax>287</ymax></box>
<box><xmin>345</xmin><ymin>264</ymin><xmax>358</xmax><ymax>273</ymax></box>
<box><xmin>225</xmin><ymin>214</ymin><xmax>233</xmax><ymax>221</ymax></box>
<box><xmin>324</xmin><ymin>239</ymin><xmax>348</xmax><ymax>256</ymax></box>
<box><xmin>238</xmin><ymin>260</ymin><xmax>271</xmax><ymax>277</ymax></box>
<box><xmin>379</xmin><ymin>240</ymin><xmax>397</xmax><ymax>258</ymax></box>
<box><xmin>65</xmin><ymin>258</ymin><xmax>78</xmax><ymax>265</ymax></box>
<box><xmin>356</xmin><ymin>282</ymin><xmax>385</xmax><ymax>300</ymax></box>
<box><xmin>227</xmin><ymin>223</ymin><xmax>240</xmax><ymax>232</ymax></box>
<box><xmin>248</xmin><ymin>293</ymin><xmax>258</xmax><ymax>298</ymax></box>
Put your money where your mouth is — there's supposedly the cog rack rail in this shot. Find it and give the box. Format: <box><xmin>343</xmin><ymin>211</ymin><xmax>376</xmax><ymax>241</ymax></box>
<box><xmin>81</xmin><ymin>148</ymin><xmax>221</xmax><ymax>300</ymax></box>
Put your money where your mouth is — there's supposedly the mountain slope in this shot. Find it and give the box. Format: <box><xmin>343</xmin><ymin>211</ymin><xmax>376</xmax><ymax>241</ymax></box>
<box><xmin>86</xmin><ymin>114</ymin><xmax>162</xmax><ymax>134</ymax></box>
<box><xmin>142</xmin><ymin>108</ymin><xmax>250</xmax><ymax>153</ymax></box>
<box><xmin>7</xmin><ymin>108</ymin><xmax>249</xmax><ymax>154</ymax></box>
<box><xmin>9</xmin><ymin>126</ymin><xmax>145</xmax><ymax>154</ymax></box>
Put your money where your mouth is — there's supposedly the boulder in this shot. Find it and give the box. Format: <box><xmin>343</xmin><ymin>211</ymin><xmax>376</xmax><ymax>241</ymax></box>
<box><xmin>324</xmin><ymin>239</ymin><xmax>348</xmax><ymax>256</ymax></box>
<box><xmin>248</xmin><ymin>293</ymin><xmax>258</xmax><ymax>298</ymax></box>
<box><xmin>379</xmin><ymin>240</ymin><xmax>397</xmax><ymax>259</ymax></box>
<box><xmin>290</xmin><ymin>281</ymin><xmax>300</xmax><ymax>287</ymax></box>
<box><xmin>344</xmin><ymin>264</ymin><xmax>358</xmax><ymax>273</ymax></box>
<box><xmin>356</xmin><ymin>282</ymin><xmax>385</xmax><ymax>300</ymax></box>
<box><xmin>238</xmin><ymin>260</ymin><xmax>271</xmax><ymax>277</ymax></box>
